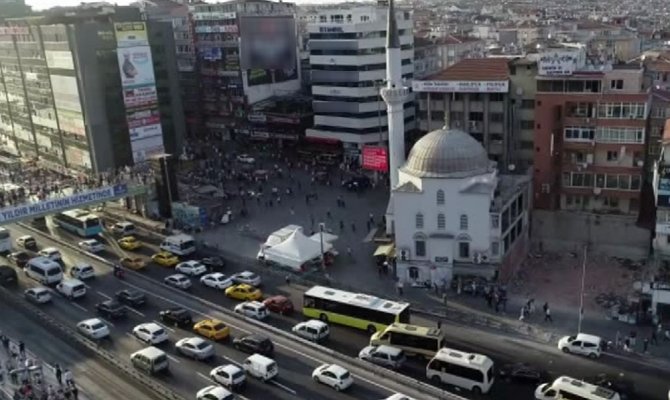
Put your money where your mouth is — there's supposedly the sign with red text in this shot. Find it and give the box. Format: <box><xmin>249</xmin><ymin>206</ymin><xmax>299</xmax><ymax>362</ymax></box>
<box><xmin>362</xmin><ymin>146</ymin><xmax>388</xmax><ymax>172</ymax></box>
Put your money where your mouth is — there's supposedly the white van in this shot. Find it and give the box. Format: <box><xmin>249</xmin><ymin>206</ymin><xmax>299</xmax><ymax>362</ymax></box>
<box><xmin>160</xmin><ymin>234</ymin><xmax>196</xmax><ymax>256</ymax></box>
<box><xmin>292</xmin><ymin>320</ymin><xmax>329</xmax><ymax>342</ymax></box>
<box><xmin>25</xmin><ymin>257</ymin><xmax>63</xmax><ymax>285</ymax></box>
<box><xmin>426</xmin><ymin>347</ymin><xmax>495</xmax><ymax>395</ymax></box>
<box><xmin>243</xmin><ymin>354</ymin><xmax>278</xmax><ymax>382</ymax></box>
<box><xmin>557</xmin><ymin>333</ymin><xmax>603</xmax><ymax>359</ymax></box>
<box><xmin>112</xmin><ymin>221</ymin><xmax>136</xmax><ymax>236</ymax></box>
<box><xmin>535</xmin><ymin>376</ymin><xmax>621</xmax><ymax>400</ymax></box>
<box><xmin>131</xmin><ymin>346</ymin><xmax>169</xmax><ymax>374</ymax></box>
<box><xmin>56</xmin><ymin>278</ymin><xmax>87</xmax><ymax>299</ymax></box>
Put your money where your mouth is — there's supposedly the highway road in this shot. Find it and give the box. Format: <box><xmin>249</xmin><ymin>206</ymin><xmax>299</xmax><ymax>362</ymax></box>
<box><xmin>0</xmin><ymin>299</ymin><xmax>156</xmax><ymax>400</ymax></box>
<box><xmin>9</xmin><ymin>219</ymin><xmax>670</xmax><ymax>400</ymax></box>
<box><xmin>4</xmin><ymin>221</ymin><xmax>432</xmax><ymax>400</ymax></box>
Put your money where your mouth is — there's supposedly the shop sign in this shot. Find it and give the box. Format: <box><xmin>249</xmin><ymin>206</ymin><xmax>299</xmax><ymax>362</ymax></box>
<box><xmin>361</xmin><ymin>146</ymin><xmax>388</xmax><ymax>172</ymax></box>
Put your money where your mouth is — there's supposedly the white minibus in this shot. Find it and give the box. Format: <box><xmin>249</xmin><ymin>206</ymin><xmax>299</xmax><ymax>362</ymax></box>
<box><xmin>535</xmin><ymin>376</ymin><xmax>620</xmax><ymax>400</ymax></box>
<box><xmin>160</xmin><ymin>234</ymin><xmax>196</xmax><ymax>256</ymax></box>
<box><xmin>25</xmin><ymin>256</ymin><xmax>63</xmax><ymax>285</ymax></box>
<box><xmin>426</xmin><ymin>347</ymin><xmax>495</xmax><ymax>395</ymax></box>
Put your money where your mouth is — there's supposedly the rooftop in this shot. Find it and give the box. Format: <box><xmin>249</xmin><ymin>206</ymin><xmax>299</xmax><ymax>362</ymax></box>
<box><xmin>426</xmin><ymin>58</ymin><xmax>510</xmax><ymax>82</ymax></box>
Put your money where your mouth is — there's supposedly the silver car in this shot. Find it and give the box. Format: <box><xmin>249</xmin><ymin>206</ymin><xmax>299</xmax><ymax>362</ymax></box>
<box><xmin>175</xmin><ymin>337</ymin><xmax>214</xmax><ymax>361</ymax></box>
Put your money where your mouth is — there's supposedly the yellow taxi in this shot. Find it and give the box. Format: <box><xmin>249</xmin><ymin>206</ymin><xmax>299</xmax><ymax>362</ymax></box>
<box><xmin>225</xmin><ymin>284</ymin><xmax>262</xmax><ymax>301</ymax></box>
<box><xmin>151</xmin><ymin>251</ymin><xmax>179</xmax><ymax>267</ymax></box>
<box><xmin>118</xmin><ymin>236</ymin><xmax>142</xmax><ymax>251</ymax></box>
<box><xmin>120</xmin><ymin>256</ymin><xmax>146</xmax><ymax>271</ymax></box>
<box><xmin>193</xmin><ymin>319</ymin><xmax>230</xmax><ymax>341</ymax></box>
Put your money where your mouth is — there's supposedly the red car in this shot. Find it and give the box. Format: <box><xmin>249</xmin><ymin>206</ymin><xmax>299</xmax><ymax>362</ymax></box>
<box><xmin>263</xmin><ymin>295</ymin><xmax>294</xmax><ymax>315</ymax></box>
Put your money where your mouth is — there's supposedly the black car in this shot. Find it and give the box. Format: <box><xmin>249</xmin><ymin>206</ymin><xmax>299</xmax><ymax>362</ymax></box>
<box><xmin>7</xmin><ymin>251</ymin><xmax>31</xmax><ymax>268</ymax></box>
<box><xmin>342</xmin><ymin>176</ymin><xmax>371</xmax><ymax>191</ymax></box>
<box><xmin>0</xmin><ymin>266</ymin><xmax>17</xmax><ymax>287</ymax></box>
<box><xmin>233</xmin><ymin>334</ymin><xmax>274</xmax><ymax>356</ymax></box>
<box><xmin>115</xmin><ymin>289</ymin><xmax>146</xmax><ymax>307</ymax></box>
<box><xmin>96</xmin><ymin>300</ymin><xmax>127</xmax><ymax>319</ymax></box>
<box><xmin>498</xmin><ymin>363</ymin><xmax>548</xmax><ymax>385</ymax></box>
<box><xmin>584</xmin><ymin>374</ymin><xmax>635</xmax><ymax>399</ymax></box>
<box><xmin>201</xmin><ymin>256</ymin><xmax>225</xmax><ymax>271</ymax></box>
<box><xmin>159</xmin><ymin>307</ymin><xmax>193</xmax><ymax>328</ymax></box>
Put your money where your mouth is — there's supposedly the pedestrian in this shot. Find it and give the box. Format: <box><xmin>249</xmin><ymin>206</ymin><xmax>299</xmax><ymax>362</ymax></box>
<box><xmin>71</xmin><ymin>385</ymin><xmax>79</xmax><ymax>400</ymax></box>
<box><xmin>368</xmin><ymin>213</ymin><xmax>374</xmax><ymax>225</ymax></box>
<box><xmin>63</xmin><ymin>368</ymin><xmax>73</xmax><ymax>387</ymax></box>
<box><xmin>326</xmin><ymin>209</ymin><xmax>331</xmax><ymax>219</ymax></box>
<box><xmin>351</xmin><ymin>222</ymin><xmax>356</xmax><ymax>232</ymax></box>
<box><xmin>55</xmin><ymin>364</ymin><xmax>62</xmax><ymax>386</ymax></box>
<box><xmin>643</xmin><ymin>338</ymin><xmax>649</xmax><ymax>353</ymax></box>
<box><xmin>544</xmin><ymin>306</ymin><xmax>552</xmax><ymax>322</ymax></box>
<box><xmin>519</xmin><ymin>305</ymin><xmax>526</xmax><ymax>321</ymax></box>
<box><xmin>346</xmin><ymin>247</ymin><xmax>352</xmax><ymax>258</ymax></box>
<box><xmin>396</xmin><ymin>280</ymin><xmax>404</xmax><ymax>296</ymax></box>
<box><xmin>339</xmin><ymin>220</ymin><xmax>344</xmax><ymax>231</ymax></box>
<box><xmin>377</xmin><ymin>264</ymin><xmax>383</xmax><ymax>277</ymax></box>
<box><xmin>437</xmin><ymin>320</ymin><xmax>442</xmax><ymax>330</ymax></box>
<box><xmin>18</xmin><ymin>342</ymin><xmax>24</xmax><ymax>358</ymax></box>
<box><xmin>442</xmin><ymin>293</ymin><xmax>448</xmax><ymax>307</ymax></box>
<box><xmin>285</xmin><ymin>275</ymin><xmax>291</xmax><ymax>286</ymax></box>
<box><xmin>651</xmin><ymin>330</ymin><xmax>658</xmax><ymax>345</ymax></box>
<box><xmin>630</xmin><ymin>331</ymin><xmax>637</xmax><ymax>347</ymax></box>
<box><xmin>0</xmin><ymin>334</ymin><xmax>8</xmax><ymax>352</ymax></box>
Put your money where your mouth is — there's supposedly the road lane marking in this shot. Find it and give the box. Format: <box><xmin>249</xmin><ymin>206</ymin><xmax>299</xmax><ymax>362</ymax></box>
<box><xmin>196</xmin><ymin>372</ymin><xmax>210</xmax><ymax>382</ymax></box>
<box><xmin>126</xmin><ymin>307</ymin><xmax>145</xmax><ymax>317</ymax></box>
<box><xmin>153</xmin><ymin>320</ymin><xmax>175</xmax><ymax>333</ymax></box>
<box><xmin>221</xmin><ymin>355</ymin><xmax>242</xmax><ymax>367</ymax></box>
<box><xmin>270</xmin><ymin>379</ymin><xmax>297</xmax><ymax>395</ymax></box>
<box><xmin>166</xmin><ymin>354</ymin><xmax>181</xmax><ymax>363</ymax></box>
<box><xmin>71</xmin><ymin>303</ymin><xmax>88</xmax><ymax>312</ymax></box>
<box><xmin>97</xmin><ymin>291</ymin><xmax>112</xmax><ymax>300</ymax></box>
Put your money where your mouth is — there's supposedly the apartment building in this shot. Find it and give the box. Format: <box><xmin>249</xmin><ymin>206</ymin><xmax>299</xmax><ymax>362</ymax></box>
<box><xmin>508</xmin><ymin>57</ymin><xmax>539</xmax><ymax>167</ymax></box>
<box><xmin>0</xmin><ymin>5</ymin><xmax>184</xmax><ymax>172</ymax></box>
<box><xmin>533</xmin><ymin>53</ymin><xmax>647</xmax><ymax>215</ymax></box>
<box><xmin>190</xmin><ymin>0</ymin><xmax>300</xmax><ymax>141</ymax></box>
<box><xmin>413</xmin><ymin>58</ymin><xmax>519</xmax><ymax>168</ymax></box>
<box><xmin>305</xmin><ymin>3</ymin><xmax>414</xmax><ymax>164</ymax></box>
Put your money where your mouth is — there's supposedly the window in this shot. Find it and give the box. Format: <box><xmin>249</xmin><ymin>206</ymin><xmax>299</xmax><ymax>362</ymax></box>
<box><xmin>491</xmin><ymin>215</ymin><xmax>499</xmax><ymax>229</ymax></box>
<box><xmin>459</xmin><ymin>242</ymin><xmax>470</xmax><ymax>259</ymax></box>
<box><xmin>521</xmin><ymin>99</ymin><xmax>535</xmax><ymax>109</ymax></box>
<box><xmin>468</xmin><ymin>112</ymin><xmax>483</xmax><ymax>121</ymax></box>
<box><xmin>415</xmin><ymin>240</ymin><xmax>426</xmax><ymax>257</ymax></box>
<box><xmin>595</xmin><ymin>127</ymin><xmax>644</xmax><ymax>144</ymax></box>
<box><xmin>436</xmin><ymin>189</ymin><xmax>445</xmax><ymax>205</ymax></box>
<box><xmin>564</xmin><ymin>126</ymin><xmax>595</xmax><ymax>141</ymax></box>
<box><xmin>606</xmin><ymin>151</ymin><xmax>618</xmax><ymax>161</ymax></box>
<box><xmin>491</xmin><ymin>242</ymin><xmax>500</xmax><ymax>256</ymax></box>
<box><xmin>437</xmin><ymin>214</ymin><xmax>445</xmax><ymax>230</ymax></box>
<box><xmin>390</xmin><ymin>332</ymin><xmax>439</xmax><ymax>351</ymax></box>
<box><xmin>459</xmin><ymin>214</ymin><xmax>468</xmax><ymax>230</ymax></box>
<box><xmin>520</xmin><ymin>120</ymin><xmax>535</xmax><ymax>130</ymax></box>
<box><xmin>408</xmin><ymin>267</ymin><xmax>419</xmax><ymax>280</ymax></box>
<box><xmin>415</xmin><ymin>213</ymin><xmax>424</xmax><ymax>229</ymax></box>
<box><xmin>610</xmin><ymin>79</ymin><xmax>623</xmax><ymax>90</ymax></box>
<box><xmin>597</xmin><ymin>102</ymin><xmax>646</xmax><ymax>119</ymax></box>
<box><xmin>489</xmin><ymin>113</ymin><xmax>504</xmax><ymax>123</ymax></box>
<box><xmin>631</xmin><ymin>175</ymin><xmax>641</xmax><ymax>190</ymax></box>
<box><xmin>489</xmin><ymin>93</ymin><xmax>504</xmax><ymax>101</ymax></box>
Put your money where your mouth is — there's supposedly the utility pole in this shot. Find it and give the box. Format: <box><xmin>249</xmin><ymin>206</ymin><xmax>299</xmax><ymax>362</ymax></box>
<box><xmin>577</xmin><ymin>244</ymin><xmax>588</xmax><ymax>333</ymax></box>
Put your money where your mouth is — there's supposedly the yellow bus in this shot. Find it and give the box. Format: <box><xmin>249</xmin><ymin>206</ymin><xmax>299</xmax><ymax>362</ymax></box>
<box><xmin>302</xmin><ymin>286</ymin><xmax>410</xmax><ymax>334</ymax></box>
<box><xmin>370</xmin><ymin>323</ymin><xmax>444</xmax><ymax>359</ymax></box>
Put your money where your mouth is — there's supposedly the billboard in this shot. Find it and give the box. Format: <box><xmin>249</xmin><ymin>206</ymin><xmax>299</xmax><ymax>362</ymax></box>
<box><xmin>117</xmin><ymin>46</ymin><xmax>156</xmax><ymax>87</ymax></box>
<box><xmin>114</xmin><ymin>22</ymin><xmax>149</xmax><ymax>47</ymax></box>
<box><xmin>362</xmin><ymin>146</ymin><xmax>389</xmax><ymax>172</ymax></box>
<box><xmin>538</xmin><ymin>51</ymin><xmax>579</xmax><ymax>76</ymax></box>
<box><xmin>131</xmin><ymin>135</ymin><xmax>164</xmax><ymax>163</ymax></box>
<box><xmin>412</xmin><ymin>80</ymin><xmax>509</xmax><ymax>93</ymax></box>
<box><xmin>130</xmin><ymin>123</ymin><xmax>163</xmax><ymax>142</ymax></box>
<box><xmin>123</xmin><ymin>86</ymin><xmax>158</xmax><ymax>108</ymax></box>
<box><xmin>240</xmin><ymin>16</ymin><xmax>296</xmax><ymax>71</ymax></box>
<box><xmin>127</xmin><ymin>108</ymin><xmax>161</xmax><ymax>129</ymax></box>
<box><xmin>0</xmin><ymin>184</ymin><xmax>128</xmax><ymax>224</ymax></box>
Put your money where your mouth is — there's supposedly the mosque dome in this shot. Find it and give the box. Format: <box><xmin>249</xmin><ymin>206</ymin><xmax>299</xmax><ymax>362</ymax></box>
<box><xmin>401</xmin><ymin>127</ymin><xmax>492</xmax><ymax>178</ymax></box>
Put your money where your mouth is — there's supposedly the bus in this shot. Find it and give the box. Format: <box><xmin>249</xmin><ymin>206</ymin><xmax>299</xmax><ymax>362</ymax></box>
<box><xmin>426</xmin><ymin>347</ymin><xmax>495</xmax><ymax>395</ymax></box>
<box><xmin>53</xmin><ymin>209</ymin><xmax>103</xmax><ymax>237</ymax></box>
<box><xmin>0</xmin><ymin>227</ymin><xmax>10</xmax><ymax>254</ymax></box>
<box><xmin>302</xmin><ymin>286</ymin><xmax>410</xmax><ymax>334</ymax></box>
<box><xmin>370</xmin><ymin>323</ymin><xmax>443</xmax><ymax>358</ymax></box>
<box><xmin>535</xmin><ymin>376</ymin><xmax>620</xmax><ymax>400</ymax></box>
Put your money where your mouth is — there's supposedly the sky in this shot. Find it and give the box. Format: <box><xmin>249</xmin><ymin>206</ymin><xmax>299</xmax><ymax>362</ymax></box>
<box><xmin>26</xmin><ymin>0</ymin><xmax>353</xmax><ymax>11</ymax></box>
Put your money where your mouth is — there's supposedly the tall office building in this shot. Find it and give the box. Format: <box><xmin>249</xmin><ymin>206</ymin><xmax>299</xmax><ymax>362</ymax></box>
<box><xmin>0</xmin><ymin>5</ymin><xmax>185</xmax><ymax>172</ymax></box>
<box><xmin>306</xmin><ymin>3</ymin><xmax>414</xmax><ymax>165</ymax></box>
<box><xmin>190</xmin><ymin>0</ymin><xmax>300</xmax><ymax>140</ymax></box>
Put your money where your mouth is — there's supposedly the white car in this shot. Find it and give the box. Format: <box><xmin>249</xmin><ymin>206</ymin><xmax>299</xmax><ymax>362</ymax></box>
<box><xmin>69</xmin><ymin>263</ymin><xmax>95</xmax><ymax>280</ymax></box>
<box><xmin>557</xmin><ymin>333</ymin><xmax>603</xmax><ymax>359</ymax></box>
<box><xmin>312</xmin><ymin>364</ymin><xmax>354</xmax><ymax>392</ymax></box>
<box><xmin>38</xmin><ymin>247</ymin><xmax>62</xmax><ymax>261</ymax></box>
<box><xmin>292</xmin><ymin>320</ymin><xmax>330</xmax><ymax>342</ymax></box>
<box><xmin>133</xmin><ymin>322</ymin><xmax>169</xmax><ymax>345</ymax></box>
<box><xmin>200</xmin><ymin>273</ymin><xmax>234</xmax><ymax>290</ymax></box>
<box><xmin>24</xmin><ymin>287</ymin><xmax>52</xmax><ymax>304</ymax></box>
<box><xmin>233</xmin><ymin>301</ymin><xmax>268</xmax><ymax>320</ymax></box>
<box><xmin>383</xmin><ymin>395</ymin><xmax>417</xmax><ymax>400</ymax></box>
<box><xmin>78</xmin><ymin>239</ymin><xmax>104</xmax><ymax>253</ymax></box>
<box><xmin>232</xmin><ymin>271</ymin><xmax>261</xmax><ymax>287</ymax></box>
<box><xmin>196</xmin><ymin>385</ymin><xmax>234</xmax><ymax>400</ymax></box>
<box><xmin>77</xmin><ymin>318</ymin><xmax>110</xmax><ymax>340</ymax></box>
<box><xmin>175</xmin><ymin>337</ymin><xmax>215</xmax><ymax>361</ymax></box>
<box><xmin>210</xmin><ymin>364</ymin><xmax>246</xmax><ymax>391</ymax></box>
<box><xmin>236</xmin><ymin>154</ymin><xmax>255</xmax><ymax>164</ymax></box>
<box><xmin>164</xmin><ymin>274</ymin><xmax>192</xmax><ymax>290</ymax></box>
<box><xmin>175</xmin><ymin>260</ymin><xmax>208</xmax><ymax>276</ymax></box>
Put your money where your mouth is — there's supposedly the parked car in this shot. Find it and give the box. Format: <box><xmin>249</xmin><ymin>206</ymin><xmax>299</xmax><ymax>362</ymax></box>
<box><xmin>201</xmin><ymin>256</ymin><xmax>225</xmax><ymax>271</ymax></box>
<box><xmin>8</xmin><ymin>251</ymin><xmax>31</xmax><ymax>268</ymax></box>
<box><xmin>95</xmin><ymin>300</ymin><xmax>127</xmax><ymax>319</ymax></box>
<box><xmin>159</xmin><ymin>308</ymin><xmax>193</xmax><ymax>328</ymax></box>
<box><xmin>557</xmin><ymin>333</ymin><xmax>603</xmax><ymax>359</ymax></box>
<box><xmin>263</xmin><ymin>295</ymin><xmax>294</xmax><ymax>315</ymax></box>
<box><xmin>342</xmin><ymin>176</ymin><xmax>371</xmax><ymax>191</ymax></box>
<box><xmin>232</xmin><ymin>334</ymin><xmax>274</xmax><ymax>357</ymax></box>
<box><xmin>24</xmin><ymin>287</ymin><xmax>52</xmax><ymax>304</ymax></box>
<box><xmin>175</xmin><ymin>337</ymin><xmax>215</xmax><ymax>361</ymax></box>
<box><xmin>78</xmin><ymin>239</ymin><xmax>104</xmax><ymax>253</ymax></box>
<box><xmin>115</xmin><ymin>289</ymin><xmax>146</xmax><ymax>307</ymax></box>
<box><xmin>200</xmin><ymin>273</ymin><xmax>234</xmax><ymax>290</ymax></box>
<box><xmin>498</xmin><ymin>362</ymin><xmax>548</xmax><ymax>385</ymax></box>
<box><xmin>312</xmin><ymin>364</ymin><xmax>354</xmax><ymax>392</ymax></box>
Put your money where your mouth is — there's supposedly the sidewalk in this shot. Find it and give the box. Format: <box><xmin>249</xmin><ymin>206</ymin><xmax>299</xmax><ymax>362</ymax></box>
<box><xmin>0</xmin><ymin>335</ymin><xmax>84</xmax><ymax>400</ymax></box>
<box><xmin>103</xmin><ymin>204</ymin><xmax>670</xmax><ymax>369</ymax></box>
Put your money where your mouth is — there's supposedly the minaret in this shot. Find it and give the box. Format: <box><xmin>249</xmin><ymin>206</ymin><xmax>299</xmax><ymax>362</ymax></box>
<box><xmin>380</xmin><ymin>0</ymin><xmax>409</xmax><ymax>190</ymax></box>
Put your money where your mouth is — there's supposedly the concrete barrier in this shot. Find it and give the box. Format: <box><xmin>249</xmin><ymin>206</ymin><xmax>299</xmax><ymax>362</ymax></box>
<box><xmin>17</xmin><ymin>222</ymin><xmax>469</xmax><ymax>400</ymax></box>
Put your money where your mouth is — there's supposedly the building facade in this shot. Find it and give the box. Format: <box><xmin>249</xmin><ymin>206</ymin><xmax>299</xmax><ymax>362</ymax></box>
<box><xmin>190</xmin><ymin>0</ymin><xmax>300</xmax><ymax>141</ymax></box>
<box><xmin>305</xmin><ymin>4</ymin><xmax>415</xmax><ymax>164</ymax></box>
<box><xmin>0</xmin><ymin>6</ymin><xmax>184</xmax><ymax>172</ymax></box>
<box><xmin>533</xmin><ymin>60</ymin><xmax>647</xmax><ymax>214</ymax></box>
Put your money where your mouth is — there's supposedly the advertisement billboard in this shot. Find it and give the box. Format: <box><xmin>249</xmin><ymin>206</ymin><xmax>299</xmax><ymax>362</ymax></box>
<box><xmin>0</xmin><ymin>184</ymin><xmax>128</xmax><ymax>224</ymax></box>
<box><xmin>240</xmin><ymin>16</ymin><xmax>297</xmax><ymax>71</ymax></box>
<box><xmin>127</xmin><ymin>108</ymin><xmax>161</xmax><ymax>129</ymax></box>
<box><xmin>538</xmin><ymin>51</ymin><xmax>580</xmax><ymax>76</ymax></box>
<box><xmin>117</xmin><ymin>46</ymin><xmax>156</xmax><ymax>88</ymax></box>
<box><xmin>131</xmin><ymin>135</ymin><xmax>164</xmax><ymax>163</ymax></box>
<box><xmin>114</xmin><ymin>22</ymin><xmax>149</xmax><ymax>48</ymax></box>
<box><xmin>412</xmin><ymin>80</ymin><xmax>509</xmax><ymax>93</ymax></box>
<box><xmin>130</xmin><ymin>123</ymin><xmax>163</xmax><ymax>142</ymax></box>
<box><xmin>123</xmin><ymin>85</ymin><xmax>158</xmax><ymax>108</ymax></box>
<box><xmin>362</xmin><ymin>146</ymin><xmax>388</xmax><ymax>172</ymax></box>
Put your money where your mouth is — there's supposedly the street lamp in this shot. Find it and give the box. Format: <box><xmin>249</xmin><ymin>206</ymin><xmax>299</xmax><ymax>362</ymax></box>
<box><xmin>319</xmin><ymin>222</ymin><xmax>326</xmax><ymax>272</ymax></box>
<box><xmin>577</xmin><ymin>244</ymin><xmax>588</xmax><ymax>333</ymax></box>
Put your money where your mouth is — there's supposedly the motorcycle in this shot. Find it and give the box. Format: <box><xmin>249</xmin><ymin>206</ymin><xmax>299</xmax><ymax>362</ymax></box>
<box><xmin>113</xmin><ymin>268</ymin><xmax>125</xmax><ymax>280</ymax></box>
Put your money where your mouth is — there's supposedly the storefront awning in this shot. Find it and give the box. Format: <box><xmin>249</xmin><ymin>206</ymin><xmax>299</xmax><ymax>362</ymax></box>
<box><xmin>374</xmin><ymin>244</ymin><xmax>395</xmax><ymax>257</ymax></box>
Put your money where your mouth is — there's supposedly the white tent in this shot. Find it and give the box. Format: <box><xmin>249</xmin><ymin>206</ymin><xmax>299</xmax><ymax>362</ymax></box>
<box><xmin>263</xmin><ymin>228</ymin><xmax>333</xmax><ymax>271</ymax></box>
